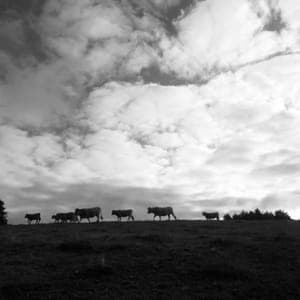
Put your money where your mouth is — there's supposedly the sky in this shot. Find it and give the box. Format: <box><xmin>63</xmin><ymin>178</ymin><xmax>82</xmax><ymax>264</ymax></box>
<box><xmin>1</xmin><ymin>0</ymin><xmax>300</xmax><ymax>224</ymax></box>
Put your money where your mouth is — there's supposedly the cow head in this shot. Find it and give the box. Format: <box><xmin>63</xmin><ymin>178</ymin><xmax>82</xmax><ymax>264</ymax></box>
<box><xmin>24</xmin><ymin>214</ymin><xmax>28</xmax><ymax>218</ymax></box>
<box><xmin>111</xmin><ymin>210</ymin><xmax>116</xmax><ymax>215</ymax></box>
<box><xmin>147</xmin><ymin>207</ymin><xmax>153</xmax><ymax>214</ymax></box>
<box><xmin>75</xmin><ymin>208</ymin><xmax>79</xmax><ymax>215</ymax></box>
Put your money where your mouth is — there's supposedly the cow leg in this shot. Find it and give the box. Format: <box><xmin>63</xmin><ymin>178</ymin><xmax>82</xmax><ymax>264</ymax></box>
<box><xmin>159</xmin><ymin>216</ymin><xmax>162</xmax><ymax>221</ymax></box>
<box><xmin>132</xmin><ymin>216</ymin><xmax>134</xmax><ymax>221</ymax></box>
<box><xmin>168</xmin><ymin>214</ymin><xmax>170</xmax><ymax>221</ymax></box>
<box><xmin>97</xmin><ymin>215</ymin><xmax>100</xmax><ymax>223</ymax></box>
<box><xmin>172</xmin><ymin>213</ymin><xmax>177</xmax><ymax>220</ymax></box>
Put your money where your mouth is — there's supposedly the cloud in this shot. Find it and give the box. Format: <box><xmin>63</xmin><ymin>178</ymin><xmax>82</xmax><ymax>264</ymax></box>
<box><xmin>160</xmin><ymin>0</ymin><xmax>300</xmax><ymax>80</ymax></box>
<box><xmin>2</xmin><ymin>0</ymin><xmax>300</xmax><ymax>222</ymax></box>
<box><xmin>39</xmin><ymin>0</ymin><xmax>166</xmax><ymax>83</ymax></box>
<box><xmin>260</xmin><ymin>191</ymin><xmax>300</xmax><ymax>219</ymax></box>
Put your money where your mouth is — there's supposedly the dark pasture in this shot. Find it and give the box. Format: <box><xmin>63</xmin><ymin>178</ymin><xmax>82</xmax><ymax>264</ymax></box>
<box><xmin>0</xmin><ymin>221</ymin><xmax>300</xmax><ymax>299</ymax></box>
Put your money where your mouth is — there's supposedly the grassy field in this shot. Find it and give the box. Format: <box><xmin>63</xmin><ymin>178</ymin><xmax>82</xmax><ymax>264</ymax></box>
<box><xmin>0</xmin><ymin>220</ymin><xmax>300</xmax><ymax>299</ymax></box>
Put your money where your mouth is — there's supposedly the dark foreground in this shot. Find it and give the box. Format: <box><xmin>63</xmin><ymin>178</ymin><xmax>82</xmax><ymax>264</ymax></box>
<box><xmin>0</xmin><ymin>221</ymin><xmax>300</xmax><ymax>299</ymax></box>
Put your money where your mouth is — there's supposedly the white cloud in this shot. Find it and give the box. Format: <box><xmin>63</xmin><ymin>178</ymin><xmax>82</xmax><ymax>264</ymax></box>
<box><xmin>161</xmin><ymin>0</ymin><xmax>300</xmax><ymax>79</ymax></box>
<box><xmin>0</xmin><ymin>126</ymin><xmax>61</xmax><ymax>188</ymax></box>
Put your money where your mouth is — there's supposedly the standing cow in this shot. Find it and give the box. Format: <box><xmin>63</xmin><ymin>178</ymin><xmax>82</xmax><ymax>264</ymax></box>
<box><xmin>75</xmin><ymin>207</ymin><xmax>103</xmax><ymax>223</ymax></box>
<box><xmin>112</xmin><ymin>209</ymin><xmax>134</xmax><ymax>221</ymax></box>
<box><xmin>202</xmin><ymin>211</ymin><xmax>219</xmax><ymax>221</ymax></box>
<box><xmin>147</xmin><ymin>207</ymin><xmax>177</xmax><ymax>221</ymax></box>
<box><xmin>25</xmin><ymin>213</ymin><xmax>41</xmax><ymax>224</ymax></box>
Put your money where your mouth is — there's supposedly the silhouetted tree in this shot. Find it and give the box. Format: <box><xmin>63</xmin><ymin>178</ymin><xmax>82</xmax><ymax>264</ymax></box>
<box><xmin>254</xmin><ymin>208</ymin><xmax>262</xmax><ymax>220</ymax></box>
<box><xmin>0</xmin><ymin>199</ymin><xmax>7</xmax><ymax>225</ymax></box>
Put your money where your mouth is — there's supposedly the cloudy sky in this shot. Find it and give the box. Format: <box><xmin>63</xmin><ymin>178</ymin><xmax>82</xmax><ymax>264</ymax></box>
<box><xmin>1</xmin><ymin>0</ymin><xmax>300</xmax><ymax>223</ymax></box>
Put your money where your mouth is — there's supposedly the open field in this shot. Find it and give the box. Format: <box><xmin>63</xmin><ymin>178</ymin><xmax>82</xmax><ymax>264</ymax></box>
<box><xmin>0</xmin><ymin>220</ymin><xmax>300</xmax><ymax>299</ymax></box>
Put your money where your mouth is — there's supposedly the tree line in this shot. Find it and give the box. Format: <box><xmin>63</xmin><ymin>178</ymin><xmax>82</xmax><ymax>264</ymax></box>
<box><xmin>223</xmin><ymin>208</ymin><xmax>291</xmax><ymax>221</ymax></box>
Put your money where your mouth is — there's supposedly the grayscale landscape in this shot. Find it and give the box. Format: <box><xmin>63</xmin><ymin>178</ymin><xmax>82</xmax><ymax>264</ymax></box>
<box><xmin>1</xmin><ymin>0</ymin><xmax>300</xmax><ymax>298</ymax></box>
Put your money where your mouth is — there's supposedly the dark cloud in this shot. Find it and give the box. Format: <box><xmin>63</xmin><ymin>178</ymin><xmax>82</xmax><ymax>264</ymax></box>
<box><xmin>0</xmin><ymin>0</ymin><xmax>48</xmax><ymax>66</ymax></box>
<box><xmin>140</xmin><ymin>64</ymin><xmax>191</xmax><ymax>85</ymax></box>
<box><xmin>163</xmin><ymin>0</ymin><xmax>197</xmax><ymax>20</ymax></box>
<box><xmin>0</xmin><ymin>0</ymin><xmax>47</xmax><ymax>16</ymax></box>
<box><xmin>129</xmin><ymin>0</ymin><xmax>199</xmax><ymax>35</ymax></box>
<box><xmin>262</xmin><ymin>6</ymin><xmax>286</xmax><ymax>33</ymax></box>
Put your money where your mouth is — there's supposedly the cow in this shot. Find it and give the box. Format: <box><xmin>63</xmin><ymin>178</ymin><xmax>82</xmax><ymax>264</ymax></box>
<box><xmin>51</xmin><ymin>213</ymin><xmax>65</xmax><ymax>223</ymax></box>
<box><xmin>112</xmin><ymin>209</ymin><xmax>134</xmax><ymax>221</ymax></box>
<box><xmin>63</xmin><ymin>212</ymin><xmax>78</xmax><ymax>223</ymax></box>
<box><xmin>52</xmin><ymin>212</ymin><xmax>78</xmax><ymax>223</ymax></box>
<box><xmin>25</xmin><ymin>213</ymin><xmax>41</xmax><ymax>224</ymax></box>
<box><xmin>75</xmin><ymin>207</ymin><xmax>103</xmax><ymax>223</ymax></box>
<box><xmin>202</xmin><ymin>211</ymin><xmax>219</xmax><ymax>221</ymax></box>
<box><xmin>51</xmin><ymin>214</ymin><xmax>60</xmax><ymax>223</ymax></box>
<box><xmin>147</xmin><ymin>207</ymin><xmax>176</xmax><ymax>221</ymax></box>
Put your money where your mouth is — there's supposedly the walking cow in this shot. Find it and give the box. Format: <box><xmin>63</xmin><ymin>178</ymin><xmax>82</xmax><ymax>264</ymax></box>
<box><xmin>202</xmin><ymin>211</ymin><xmax>219</xmax><ymax>221</ymax></box>
<box><xmin>147</xmin><ymin>207</ymin><xmax>177</xmax><ymax>221</ymax></box>
<box><xmin>25</xmin><ymin>213</ymin><xmax>41</xmax><ymax>224</ymax></box>
<box><xmin>112</xmin><ymin>209</ymin><xmax>134</xmax><ymax>221</ymax></box>
<box><xmin>51</xmin><ymin>214</ymin><xmax>61</xmax><ymax>223</ymax></box>
<box><xmin>75</xmin><ymin>207</ymin><xmax>103</xmax><ymax>223</ymax></box>
<box><xmin>52</xmin><ymin>212</ymin><xmax>78</xmax><ymax>223</ymax></box>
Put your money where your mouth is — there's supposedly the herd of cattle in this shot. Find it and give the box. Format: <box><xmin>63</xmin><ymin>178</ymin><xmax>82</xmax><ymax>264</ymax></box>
<box><xmin>24</xmin><ymin>207</ymin><xmax>220</xmax><ymax>224</ymax></box>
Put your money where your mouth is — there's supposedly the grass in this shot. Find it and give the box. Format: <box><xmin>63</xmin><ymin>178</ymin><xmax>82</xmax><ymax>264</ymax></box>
<box><xmin>0</xmin><ymin>220</ymin><xmax>299</xmax><ymax>299</ymax></box>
